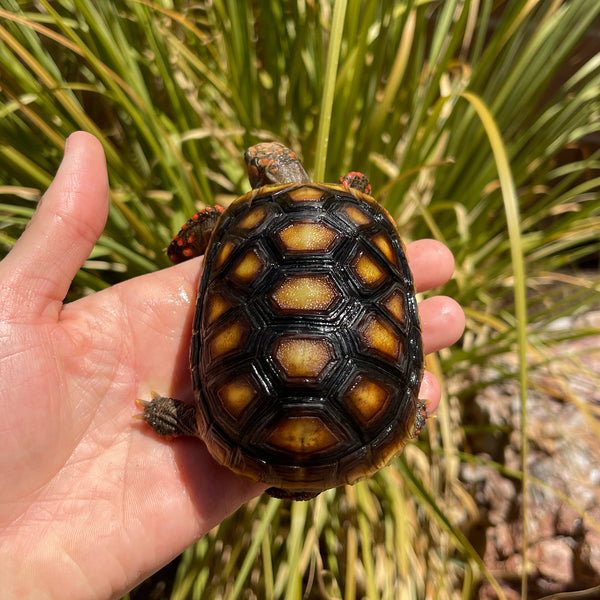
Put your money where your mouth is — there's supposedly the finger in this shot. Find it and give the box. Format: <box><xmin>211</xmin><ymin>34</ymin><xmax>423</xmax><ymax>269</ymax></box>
<box><xmin>406</xmin><ymin>239</ymin><xmax>455</xmax><ymax>292</ymax></box>
<box><xmin>419</xmin><ymin>371</ymin><xmax>441</xmax><ymax>413</ymax></box>
<box><xmin>2</xmin><ymin>132</ymin><xmax>109</xmax><ymax>316</ymax></box>
<box><xmin>420</xmin><ymin>295</ymin><xmax>465</xmax><ymax>354</ymax></box>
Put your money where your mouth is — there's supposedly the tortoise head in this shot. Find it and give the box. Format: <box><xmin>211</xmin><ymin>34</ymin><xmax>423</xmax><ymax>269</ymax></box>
<box><xmin>245</xmin><ymin>142</ymin><xmax>310</xmax><ymax>188</ymax></box>
<box><xmin>245</xmin><ymin>142</ymin><xmax>372</xmax><ymax>195</ymax></box>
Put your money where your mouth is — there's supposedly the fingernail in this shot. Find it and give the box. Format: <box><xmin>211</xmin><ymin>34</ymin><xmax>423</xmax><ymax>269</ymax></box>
<box><xmin>63</xmin><ymin>133</ymin><xmax>78</xmax><ymax>160</ymax></box>
<box><xmin>59</xmin><ymin>132</ymin><xmax>86</xmax><ymax>176</ymax></box>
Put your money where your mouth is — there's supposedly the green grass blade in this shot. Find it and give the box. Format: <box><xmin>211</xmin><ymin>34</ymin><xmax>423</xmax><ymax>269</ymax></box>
<box><xmin>460</xmin><ymin>90</ymin><xmax>529</xmax><ymax>598</ymax></box>
<box><xmin>226</xmin><ymin>498</ymin><xmax>280</xmax><ymax>600</ymax></box>
<box><xmin>313</xmin><ymin>0</ymin><xmax>348</xmax><ymax>182</ymax></box>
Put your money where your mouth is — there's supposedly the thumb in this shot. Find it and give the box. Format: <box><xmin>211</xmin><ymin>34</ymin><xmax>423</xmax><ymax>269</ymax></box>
<box><xmin>1</xmin><ymin>132</ymin><xmax>109</xmax><ymax>318</ymax></box>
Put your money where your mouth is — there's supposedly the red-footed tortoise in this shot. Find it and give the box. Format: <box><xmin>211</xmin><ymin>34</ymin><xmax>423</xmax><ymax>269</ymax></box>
<box><xmin>138</xmin><ymin>142</ymin><xmax>425</xmax><ymax>500</ymax></box>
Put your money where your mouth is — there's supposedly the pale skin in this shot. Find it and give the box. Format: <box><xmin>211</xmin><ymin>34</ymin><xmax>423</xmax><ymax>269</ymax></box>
<box><xmin>0</xmin><ymin>132</ymin><xmax>465</xmax><ymax>599</ymax></box>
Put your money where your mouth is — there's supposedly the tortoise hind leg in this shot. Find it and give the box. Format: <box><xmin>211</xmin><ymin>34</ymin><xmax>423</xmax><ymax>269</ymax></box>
<box><xmin>136</xmin><ymin>393</ymin><xmax>200</xmax><ymax>437</ymax></box>
<box><xmin>167</xmin><ymin>205</ymin><xmax>225</xmax><ymax>263</ymax></box>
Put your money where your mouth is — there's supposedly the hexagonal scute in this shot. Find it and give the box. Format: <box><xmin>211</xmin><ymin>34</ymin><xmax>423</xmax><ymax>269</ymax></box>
<box><xmin>228</xmin><ymin>247</ymin><xmax>265</xmax><ymax>284</ymax></box>
<box><xmin>216</xmin><ymin>374</ymin><xmax>260</xmax><ymax>419</ymax></box>
<box><xmin>381</xmin><ymin>288</ymin><xmax>407</xmax><ymax>328</ymax></box>
<box><xmin>208</xmin><ymin>318</ymin><xmax>248</xmax><ymax>360</ymax></box>
<box><xmin>273</xmin><ymin>336</ymin><xmax>335</xmax><ymax>381</ymax></box>
<box><xmin>266</xmin><ymin>415</ymin><xmax>340</xmax><ymax>454</ymax></box>
<box><xmin>236</xmin><ymin>205</ymin><xmax>268</xmax><ymax>231</ymax></box>
<box><xmin>276</xmin><ymin>220</ymin><xmax>339</xmax><ymax>253</ymax></box>
<box><xmin>269</xmin><ymin>274</ymin><xmax>340</xmax><ymax>313</ymax></box>
<box><xmin>358</xmin><ymin>312</ymin><xmax>403</xmax><ymax>361</ymax></box>
<box><xmin>370</xmin><ymin>232</ymin><xmax>398</xmax><ymax>267</ymax></box>
<box><xmin>343</xmin><ymin>373</ymin><xmax>392</xmax><ymax>425</ymax></box>
<box><xmin>350</xmin><ymin>248</ymin><xmax>389</xmax><ymax>289</ymax></box>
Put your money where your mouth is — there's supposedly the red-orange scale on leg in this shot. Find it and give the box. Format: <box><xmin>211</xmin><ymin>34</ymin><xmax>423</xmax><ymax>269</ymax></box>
<box><xmin>339</xmin><ymin>172</ymin><xmax>371</xmax><ymax>195</ymax></box>
<box><xmin>167</xmin><ymin>205</ymin><xmax>225</xmax><ymax>264</ymax></box>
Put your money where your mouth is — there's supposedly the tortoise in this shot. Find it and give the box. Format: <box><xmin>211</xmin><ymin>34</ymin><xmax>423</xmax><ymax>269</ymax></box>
<box><xmin>138</xmin><ymin>142</ymin><xmax>425</xmax><ymax>500</ymax></box>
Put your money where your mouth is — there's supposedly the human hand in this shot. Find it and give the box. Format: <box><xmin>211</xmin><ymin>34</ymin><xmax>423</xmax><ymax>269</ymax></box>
<box><xmin>0</xmin><ymin>132</ymin><xmax>464</xmax><ymax>599</ymax></box>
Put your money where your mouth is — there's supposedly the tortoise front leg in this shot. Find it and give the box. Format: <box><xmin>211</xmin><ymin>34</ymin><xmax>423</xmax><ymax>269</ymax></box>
<box><xmin>167</xmin><ymin>205</ymin><xmax>225</xmax><ymax>263</ymax></box>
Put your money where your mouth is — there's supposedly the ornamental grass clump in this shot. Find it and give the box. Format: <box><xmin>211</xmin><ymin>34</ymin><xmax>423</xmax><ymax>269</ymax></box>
<box><xmin>1</xmin><ymin>1</ymin><xmax>598</xmax><ymax>598</ymax></box>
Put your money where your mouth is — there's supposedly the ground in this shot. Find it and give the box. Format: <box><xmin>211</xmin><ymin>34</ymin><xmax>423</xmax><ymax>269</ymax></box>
<box><xmin>461</xmin><ymin>309</ymin><xmax>600</xmax><ymax>598</ymax></box>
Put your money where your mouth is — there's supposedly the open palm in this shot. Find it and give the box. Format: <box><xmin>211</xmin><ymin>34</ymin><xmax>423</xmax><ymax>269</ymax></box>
<box><xmin>0</xmin><ymin>132</ymin><xmax>464</xmax><ymax>599</ymax></box>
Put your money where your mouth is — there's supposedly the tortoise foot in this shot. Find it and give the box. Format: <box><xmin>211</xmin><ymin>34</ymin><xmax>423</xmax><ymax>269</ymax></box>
<box><xmin>136</xmin><ymin>392</ymin><xmax>199</xmax><ymax>437</ymax></box>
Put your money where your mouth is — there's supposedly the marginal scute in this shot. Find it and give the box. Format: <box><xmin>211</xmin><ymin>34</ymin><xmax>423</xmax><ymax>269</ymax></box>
<box><xmin>204</xmin><ymin>291</ymin><xmax>232</xmax><ymax>325</ymax></box>
<box><xmin>286</xmin><ymin>186</ymin><xmax>324</xmax><ymax>202</ymax></box>
<box><xmin>345</xmin><ymin>374</ymin><xmax>392</xmax><ymax>424</ymax></box>
<box><xmin>358</xmin><ymin>313</ymin><xmax>402</xmax><ymax>360</ymax></box>
<box><xmin>344</xmin><ymin>435</ymin><xmax>403</xmax><ymax>485</ymax></box>
<box><xmin>218</xmin><ymin>376</ymin><xmax>258</xmax><ymax>418</ymax></box>
<box><xmin>266</xmin><ymin>416</ymin><xmax>339</xmax><ymax>454</ymax></box>
<box><xmin>371</xmin><ymin>232</ymin><xmax>397</xmax><ymax>265</ymax></box>
<box><xmin>209</xmin><ymin>320</ymin><xmax>246</xmax><ymax>359</ymax></box>
<box><xmin>237</xmin><ymin>206</ymin><xmax>267</xmax><ymax>230</ymax></box>
<box><xmin>344</xmin><ymin>205</ymin><xmax>372</xmax><ymax>226</ymax></box>
<box><xmin>379</xmin><ymin>205</ymin><xmax>398</xmax><ymax>228</ymax></box>
<box><xmin>374</xmin><ymin>433</ymin><xmax>411</xmax><ymax>469</ymax></box>
<box><xmin>270</xmin><ymin>275</ymin><xmax>338</xmax><ymax>312</ymax></box>
<box><xmin>276</xmin><ymin>221</ymin><xmax>337</xmax><ymax>252</ymax></box>
<box><xmin>229</xmin><ymin>248</ymin><xmax>265</xmax><ymax>283</ymax></box>
<box><xmin>274</xmin><ymin>336</ymin><xmax>334</xmax><ymax>380</ymax></box>
<box><xmin>215</xmin><ymin>240</ymin><xmax>236</xmax><ymax>268</ymax></box>
<box><xmin>351</xmin><ymin>250</ymin><xmax>388</xmax><ymax>288</ymax></box>
<box><xmin>382</xmin><ymin>289</ymin><xmax>406</xmax><ymax>327</ymax></box>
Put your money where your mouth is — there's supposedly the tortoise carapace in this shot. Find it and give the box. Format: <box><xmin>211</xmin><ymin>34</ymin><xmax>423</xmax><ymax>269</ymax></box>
<box><xmin>138</xmin><ymin>141</ymin><xmax>425</xmax><ymax>500</ymax></box>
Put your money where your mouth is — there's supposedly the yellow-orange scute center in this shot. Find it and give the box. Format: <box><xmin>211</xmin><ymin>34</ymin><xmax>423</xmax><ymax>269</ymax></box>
<box><xmin>382</xmin><ymin>289</ymin><xmax>406</xmax><ymax>326</ymax></box>
<box><xmin>230</xmin><ymin>248</ymin><xmax>265</xmax><ymax>283</ymax></box>
<box><xmin>359</xmin><ymin>314</ymin><xmax>402</xmax><ymax>361</ymax></box>
<box><xmin>344</xmin><ymin>205</ymin><xmax>372</xmax><ymax>226</ymax></box>
<box><xmin>209</xmin><ymin>321</ymin><xmax>246</xmax><ymax>359</ymax></box>
<box><xmin>371</xmin><ymin>232</ymin><xmax>397</xmax><ymax>265</ymax></box>
<box><xmin>204</xmin><ymin>291</ymin><xmax>232</xmax><ymax>325</ymax></box>
<box><xmin>215</xmin><ymin>240</ymin><xmax>236</xmax><ymax>268</ymax></box>
<box><xmin>276</xmin><ymin>221</ymin><xmax>337</xmax><ymax>252</ymax></box>
<box><xmin>351</xmin><ymin>251</ymin><xmax>388</xmax><ymax>288</ymax></box>
<box><xmin>270</xmin><ymin>275</ymin><xmax>338</xmax><ymax>312</ymax></box>
<box><xmin>345</xmin><ymin>375</ymin><xmax>392</xmax><ymax>424</ymax></box>
<box><xmin>266</xmin><ymin>416</ymin><xmax>339</xmax><ymax>454</ymax></box>
<box><xmin>217</xmin><ymin>377</ymin><xmax>257</xmax><ymax>418</ymax></box>
<box><xmin>274</xmin><ymin>337</ymin><xmax>334</xmax><ymax>380</ymax></box>
<box><xmin>237</xmin><ymin>206</ymin><xmax>267</xmax><ymax>230</ymax></box>
<box><xmin>286</xmin><ymin>186</ymin><xmax>324</xmax><ymax>202</ymax></box>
